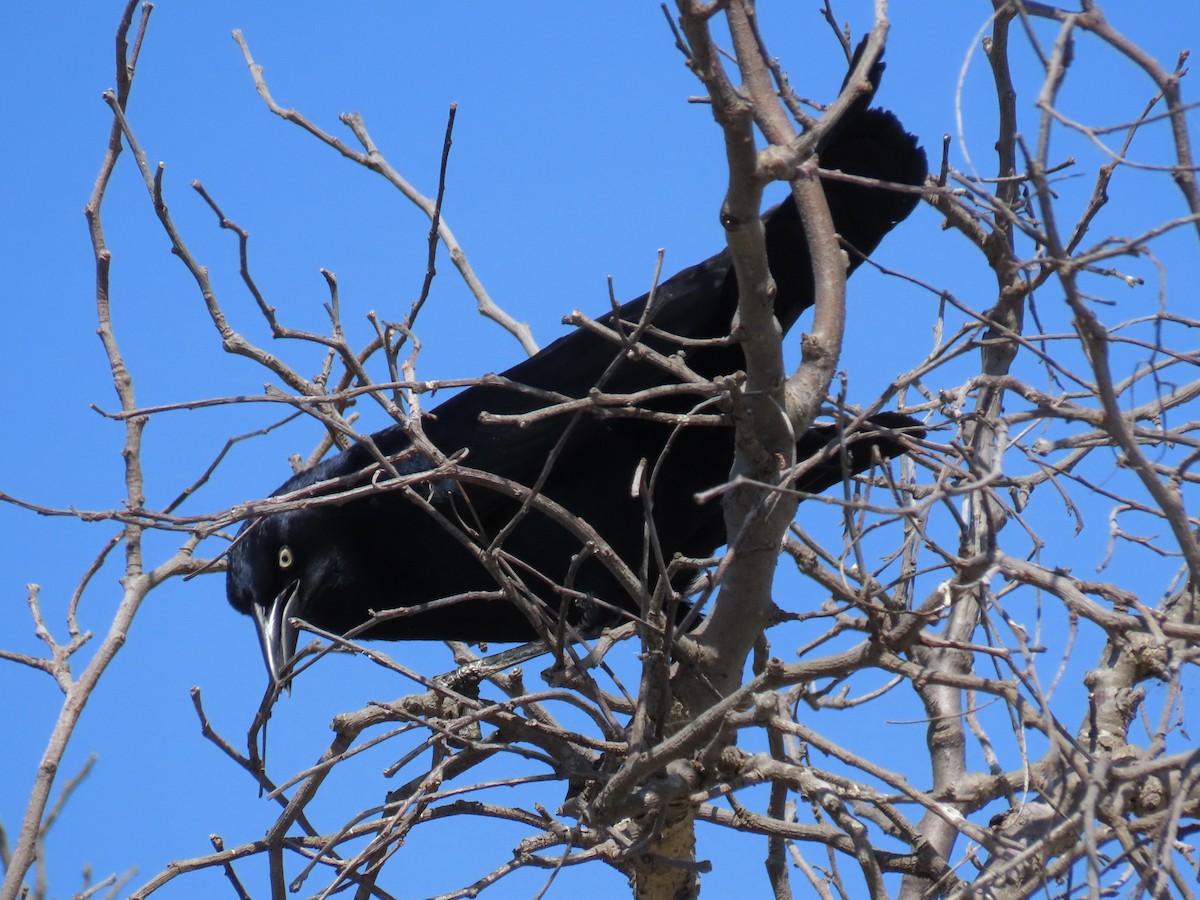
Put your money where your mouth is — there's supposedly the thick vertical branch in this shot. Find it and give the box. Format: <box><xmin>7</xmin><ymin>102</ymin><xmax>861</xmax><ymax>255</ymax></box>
<box><xmin>618</xmin><ymin>4</ymin><xmax>894</xmax><ymax>898</ymax></box>
<box><xmin>678</xmin><ymin>0</ymin><xmax>889</xmax><ymax>699</ymax></box>
<box><xmin>673</xmin><ymin>0</ymin><xmax>780</xmax><ymax>701</ymax></box>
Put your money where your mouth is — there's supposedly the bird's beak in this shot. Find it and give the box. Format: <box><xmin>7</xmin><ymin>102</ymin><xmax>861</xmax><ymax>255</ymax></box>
<box><xmin>253</xmin><ymin>580</ymin><xmax>301</xmax><ymax>692</ymax></box>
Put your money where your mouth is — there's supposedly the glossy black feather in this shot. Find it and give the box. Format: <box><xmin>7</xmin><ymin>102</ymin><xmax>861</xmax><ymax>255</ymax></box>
<box><xmin>226</xmin><ymin>57</ymin><xmax>927</xmax><ymax>678</ymax></box>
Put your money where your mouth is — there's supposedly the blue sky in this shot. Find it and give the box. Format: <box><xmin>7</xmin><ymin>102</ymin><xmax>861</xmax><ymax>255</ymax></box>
<box><xmin>3</xmin><ymin>2</ymin><xmax>1199</xmax><ymax>897</ymax></box>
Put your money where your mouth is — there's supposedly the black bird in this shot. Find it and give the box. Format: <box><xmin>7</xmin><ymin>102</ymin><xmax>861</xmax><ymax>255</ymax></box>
<box><xmin>226</xmin><ymin>55</ymin><xmax>927</xmax><ymax>686</ymax></box>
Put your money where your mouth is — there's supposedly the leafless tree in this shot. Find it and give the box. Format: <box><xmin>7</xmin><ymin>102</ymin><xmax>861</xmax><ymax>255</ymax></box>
<box><xmin>3</xmin><ymin>2</ymin><xmax>1198</xmax><ymax>898</ymax></box>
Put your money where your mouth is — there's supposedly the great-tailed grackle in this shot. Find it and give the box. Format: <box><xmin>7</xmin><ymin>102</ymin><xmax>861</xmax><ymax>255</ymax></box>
<box><xmin>226</xmin><ymin>54</ymin><xmax>927</xmax><ymax>687</ymax></box>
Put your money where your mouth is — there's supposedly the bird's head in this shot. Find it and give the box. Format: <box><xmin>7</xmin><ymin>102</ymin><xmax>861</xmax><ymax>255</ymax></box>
<box><xmin>225</xmin><ymin>437</ymin><xmax>460</xmax><ymax>688</ymax></box>
<box><xmin>227</xmin><ymin>508</ymin><xmax>313</xmax><ymax>689</ymax></box>
<box><xmin>226</xmin><ymin>499</ymin><xmax>370</xmax><ymax>690</ymax></box>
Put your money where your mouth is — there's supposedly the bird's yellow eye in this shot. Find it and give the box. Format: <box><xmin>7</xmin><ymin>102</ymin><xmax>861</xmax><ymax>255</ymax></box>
<box><xmin>278</xmin><ymin>545</ymin><xmax>294</xmax><ymax>570</ymax></box>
